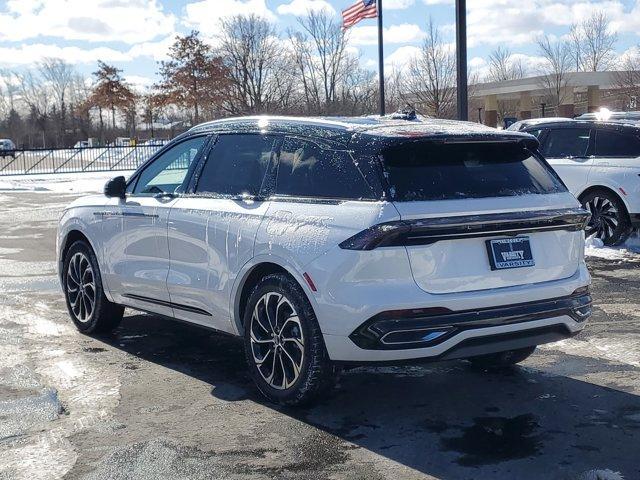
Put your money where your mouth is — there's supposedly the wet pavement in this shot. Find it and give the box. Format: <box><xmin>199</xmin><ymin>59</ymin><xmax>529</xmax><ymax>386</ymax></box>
<box><xmin>0</xmin><ymin>191</ymin><xmax>639</xmax><ymax>480</ymax></box>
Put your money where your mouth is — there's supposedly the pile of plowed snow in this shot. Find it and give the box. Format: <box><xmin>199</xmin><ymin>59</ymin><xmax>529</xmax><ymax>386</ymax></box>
<box><xmin>0</xmin><ymin>171</ymin><xmax>133</xmax><ymax>194</ymax></box>
<box><xmin>585</xmin><ymin>232</ymin><xmax>640</xmax><ymax>260</ymax></box>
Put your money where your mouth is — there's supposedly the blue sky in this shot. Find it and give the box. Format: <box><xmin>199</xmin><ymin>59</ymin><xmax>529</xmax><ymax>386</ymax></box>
<box><xmin>1</xmin><ymin>0</ymin><xmax>640</xmax><ymax>89</ymax></box>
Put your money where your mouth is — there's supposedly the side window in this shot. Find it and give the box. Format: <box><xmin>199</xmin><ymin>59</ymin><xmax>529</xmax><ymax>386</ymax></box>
<box><xmin>276</xmin><ymin>138</ymin><xmax>374</xmax><ymax>200</ymax></box>
<box><xmin>526</xmin><ymin>129</ymin><xmax>543</xmax><ymax>138</ymax></box>
<box><xmin>196</xmin><ymin>134</ymin><xmax>275</xmax><ymax>196</ymax></box>
<box><xmin>134</xmin><ymin>136</ymin><xmax>206</xmax><ymax>195</ymax></box>
<box><xmin>595</xmin><ymin>129</ymin><xmax>640</xmax><ymax>157</ymax></box>
<box><xmin>543</xmin><ymin>128</ymin><xmax>591</xmax><ymax>158</ymax></box>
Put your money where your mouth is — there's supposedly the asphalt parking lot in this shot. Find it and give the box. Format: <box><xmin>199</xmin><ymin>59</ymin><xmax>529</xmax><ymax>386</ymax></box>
<box><xmin>1</xmin><ymin>191</ymin><xmax>639</xmax><ymax>480</ymax></box>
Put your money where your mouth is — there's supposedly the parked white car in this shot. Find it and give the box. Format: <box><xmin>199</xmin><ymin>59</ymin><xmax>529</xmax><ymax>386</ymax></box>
<box><xmin>0</xmin><ymin>138</ymin><xmax>16</xmax><ymax>158</ymax></box>
<box><xmin>509</xmin><ymin>118</ymin><xmax>640</xmax><ymax>245</ymax></box>
<box><xmin>57</xmin><ymin>116</ymin><xmax>592</xmax><ymax>405</ymax></box>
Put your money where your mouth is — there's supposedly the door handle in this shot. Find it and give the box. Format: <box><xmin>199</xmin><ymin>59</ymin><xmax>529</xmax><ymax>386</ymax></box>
<box><xmin>154</xmin><ymin>192</ymin><xmax>176</xmax><ymax>200</ymax></box>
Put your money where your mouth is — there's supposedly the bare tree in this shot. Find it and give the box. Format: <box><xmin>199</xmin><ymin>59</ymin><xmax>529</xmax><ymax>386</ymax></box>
<box><xmin>288</xmin><ymin>10</ymin><xmax>350</xmax><ymax>114</ymax></box>
<box><xmin>405</xmin><ymin>17</ymin><xmax>456</xmax><ymax>118</ymax></box>
<box><xmin>613</xmin><ymin>50</ymin><xmax>640</xmax><ymax>110</ymax></box>
<box><xmin>536</xmin><ymin>35</ymin><xmax>572</xmax><ymax>110</ymax></box>
<box><xmin>486</xmin><ymin>47</ymin><xmax>525</xmax><ymax>83</ymax></box>
<box><xmin>568</xmin><ymin>24</ymin><xmax>584</xmax><ymax>72</ymax></box>
<box><xmin>38</xmin><ymin>58</ymin><xmax>74</xmax><ymax>144</ymax></box>
<box><xmin>218</xmin><ymin>15</ymin><xmax>293</xmax><ymax>114</ymax></box>
<box><xmin>568</xmin><ymin>12</ymin><xmax>617</xmax><ymax>72</ymax></box>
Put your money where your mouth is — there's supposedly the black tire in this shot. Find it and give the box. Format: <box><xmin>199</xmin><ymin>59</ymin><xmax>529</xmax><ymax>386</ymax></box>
<box><xmin>62</xmin><ymin>240</ymin><xmax>124</xmax><ymax>334</ymax></box>
<box><xmin>243</xmin><ymin>273</ymin><xmax>337</xmax><ymax>406</ymax></box>
<box><xmin>467</xmin><ymin>346</ymin><xmax>536</xmax><ymax>370</ymax></box>
<box><xmin>581</xmin><ymin>189</ymin><xmax>631</xmax><ymax>246</ymax></box>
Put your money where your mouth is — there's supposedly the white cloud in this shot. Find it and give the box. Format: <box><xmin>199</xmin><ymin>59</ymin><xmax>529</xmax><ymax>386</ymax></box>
<box><xmin>429</xmin><ymin>0</ymin><xmax>636</xmax><ymax>48</ymax></box>
<box><xmin>184</xmin><ymin>0</ymin><xmax>276</xmax><ymax>27</ymax></box>
<box><xmin>349</xmin><ymin>24</ymin><xmax>426</xmax><ymax>46</ymax></box>
<box><xmin>127</xmin><ymin>36</ymin><xmax>175</xmax><ymax>62</ymax></box>
<box><xmin>277</xmin><ymin>0</ymin><xmax>335</xmax><ymax>15</ymax></box>
<box><xmin>385</xmin><ymin>45</ymin><xmax>421</xmax><ymax>69</ymax></box>
<box><xmin>0</xmin><ymin>44</ymin><xmax>131</xmax><ymax>66</ymax></box>
<box><xmin>0</xmin><ymin>0</ymin><xmax>175</xmax><ymax>44</ymax></box>
<box><xmin>385</xmin><ymin>0</ymin><xmax>416</xmax><ymax>8</ymax></box>
<box><xmin>0</xmin><ymin>35</ymin><xmax>176</xmax><ymax>67</ymax></box>
<box><xmin>125</xmin><ymin>75</ymin><xmax>156</xmax><ymax>90</ymax></box>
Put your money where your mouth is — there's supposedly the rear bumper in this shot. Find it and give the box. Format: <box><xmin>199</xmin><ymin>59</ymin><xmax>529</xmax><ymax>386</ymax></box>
<box><xmin>325</xmin><ymin>313</ymin><xmax>587</xmax><ymax>364</ymax></box>
<box><xmin>349</xmin><ymin>290</ymin><xmax>591</xmax><ymax>350</ymax></box>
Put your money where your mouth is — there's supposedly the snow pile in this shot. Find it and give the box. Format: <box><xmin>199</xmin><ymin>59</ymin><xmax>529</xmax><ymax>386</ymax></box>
<box><xmin>584</xmin><ymin>232</ymin><xmax>640</xmax><ymax>260</ymax></box>
<box><xmin>0</xmin><ymin>171</ymin><xmax>133</xmax><ymax>194</ymax></box>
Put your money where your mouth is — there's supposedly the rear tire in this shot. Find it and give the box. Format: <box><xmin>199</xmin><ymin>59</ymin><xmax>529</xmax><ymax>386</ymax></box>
<box><xmin>62</xmin><ymin>240</ymin><xmax>124</xmax><ymax>334</ymax></box>
<box><xmin>243</xmin><ymin>273</ymin><xmax>337</xmax><ymax>406</ymax></box>
<box><xmin>467</xmin><ymin>346</ymin><xmax>536</xmax><ymax>370</ymax></box>
<box><xmin>581</xmin><ymin>189</ymin><xmax>631</xmax><ymax>246</ymax></box>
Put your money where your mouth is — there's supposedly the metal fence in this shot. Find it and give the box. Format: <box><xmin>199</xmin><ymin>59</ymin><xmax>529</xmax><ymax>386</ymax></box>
<box><xmin>0</xmin><ymin>145</ymin><xmax>163</xmax><ymax>176</ymax></box>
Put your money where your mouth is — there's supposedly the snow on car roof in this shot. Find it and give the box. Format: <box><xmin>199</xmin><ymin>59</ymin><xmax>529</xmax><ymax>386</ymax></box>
<box><xmin>191</xmin><ymin>115</ymin><xmax>532</xmax><ymax>142</ymax></box>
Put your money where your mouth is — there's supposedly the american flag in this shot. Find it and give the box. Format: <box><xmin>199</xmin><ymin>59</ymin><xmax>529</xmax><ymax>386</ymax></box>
<box><xmin>342</xmin><ymin>0</ymin><xmax>378</xmax><ymax>29</ymax></box>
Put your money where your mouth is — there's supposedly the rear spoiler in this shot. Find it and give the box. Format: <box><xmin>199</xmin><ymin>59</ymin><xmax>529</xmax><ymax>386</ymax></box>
<box><xmin>339</xmin><ymin>208</ymin><xmax>590</xmax><ymax>250</ymax></box>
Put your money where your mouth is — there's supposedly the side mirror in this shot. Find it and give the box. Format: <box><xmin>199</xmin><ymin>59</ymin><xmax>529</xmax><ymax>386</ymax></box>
<box><xmin>104</xmin><ymin>176</ymin><xmax>127</xmax><ymax>198</ymax></box>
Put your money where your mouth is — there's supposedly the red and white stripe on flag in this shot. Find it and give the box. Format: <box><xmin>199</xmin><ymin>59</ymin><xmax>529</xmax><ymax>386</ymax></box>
<box><xmin>342</xmin><ymin>0</ymin><xmax>378</xmax><ymax>29</ymax></box>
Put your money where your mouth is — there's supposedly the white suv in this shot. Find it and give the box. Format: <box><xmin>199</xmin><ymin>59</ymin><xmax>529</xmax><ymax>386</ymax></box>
<box><xmin>509</xmin><ymin>118</ymin><xmax>640</xmax><ymax>245</ymax></box>
<box><xmin>57</xmin><ymin>116</ymin><xmax>592</xmax><ymax>405</ymax></box>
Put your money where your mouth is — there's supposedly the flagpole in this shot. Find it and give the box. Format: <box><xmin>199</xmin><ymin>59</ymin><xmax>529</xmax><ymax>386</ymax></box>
<box><xmin>377</xmin><ymin>0</ymin><xmax>385</xmax><ymax>116</ymax></box>
<box><xmin>455</xmin><ymin>0</ymin><xmax>468</xmax><ymax>121</ymax></box>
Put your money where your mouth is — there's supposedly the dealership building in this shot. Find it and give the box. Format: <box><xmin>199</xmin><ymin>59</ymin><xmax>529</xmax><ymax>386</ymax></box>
<box><xmin>469</xmin><ymin>71</ymin><xmax>639</xmax><ymax>127</ymax></box>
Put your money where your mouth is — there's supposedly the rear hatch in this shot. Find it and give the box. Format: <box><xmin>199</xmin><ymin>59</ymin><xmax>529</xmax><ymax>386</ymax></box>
<box><xmin>382</xmin><ymin>139</ymin><xmax>587</xmax><ymax>294</ymax></box>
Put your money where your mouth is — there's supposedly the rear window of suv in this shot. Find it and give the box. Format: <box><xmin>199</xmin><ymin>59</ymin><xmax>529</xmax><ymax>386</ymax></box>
<box><xmin>382</xmin><ymin>141</ymin><xmax>565</xmax><ymax>201</ymax></box>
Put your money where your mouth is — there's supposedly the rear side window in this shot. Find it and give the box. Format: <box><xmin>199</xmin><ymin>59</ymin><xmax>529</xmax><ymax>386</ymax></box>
<box><xmin>595</xmin><ymin>129</ymin><xmax>640</xmax><ymax>157</ymax></box>
<box><xmin>543</xmin><ymin>128</ymin><xmax>591</xmax><ymax>158</ymax></box>
<box><xmin>275</xmin><ymin>138</ymin><xmax>375</xmax><ymax>200</ymax></box>
<box><xmin>383</xmin><ymin>141</ymin><xmax>565</xmax><ymax>202</ymax></box>
<box><xmin>196</xmin><ymin>134</ymin><xmax>275</xmax><ymax>196</ymax></box>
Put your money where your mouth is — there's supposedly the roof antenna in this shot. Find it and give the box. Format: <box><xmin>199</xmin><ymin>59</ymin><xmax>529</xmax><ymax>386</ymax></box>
<box><xmin>391</xmin><ymin>104</ymin><xmax>417</xmax><ymax>121</ymax></box>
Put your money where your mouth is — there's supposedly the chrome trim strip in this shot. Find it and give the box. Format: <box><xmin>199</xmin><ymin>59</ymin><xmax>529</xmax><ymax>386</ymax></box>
<box><xmin>340</xmin><ymin>207</ymin><xmax>590</xmax><ymax>250</ymax></box>
<box><xmin>122</xmin><ymin>293</ymin><xmax>212</xmax><ymax>316</ymax></box>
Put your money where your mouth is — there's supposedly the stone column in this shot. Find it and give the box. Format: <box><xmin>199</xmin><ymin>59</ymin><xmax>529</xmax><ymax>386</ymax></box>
<box><xmin>587</xmin><ymin>86</ymin><xmax>601</xmax><ymax>113</ymax></box>
<box><xmin>519</xmin><ymin>92</ymin><xmax>532</xmax><ymax>119</ymax></box>
<box><xmin>484</xmin><ymin>94</ymin><xmax>498</xmax><ymax>127</ymax></box>
<box><xmin>557</xmin><ymin>87</ymin><xmax>575</xmax><ymax>118</ymax></box>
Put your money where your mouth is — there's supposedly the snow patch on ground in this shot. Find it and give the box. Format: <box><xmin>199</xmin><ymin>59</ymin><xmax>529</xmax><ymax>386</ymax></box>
<box><xmin>0</xmin><ymin>171</ymin><xmax>133</xmax><ymax>194</ymax></box>
<box><xmin>584</xmin><ymin>232</ymin><xmax>640</xmax><ymax>261</ymax></box>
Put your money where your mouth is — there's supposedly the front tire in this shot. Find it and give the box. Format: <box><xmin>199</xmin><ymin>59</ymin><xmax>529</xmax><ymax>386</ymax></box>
<box><xmin>62</xmin><ymin>240</ymin><xmax>124</xmax><ymax>334</ymax></box>
<box><xmin>467</xmin><ymin>346</ymin><xmax>536</xmax><ymax>370</ymax></box>
<box><xmin>243</xmin><ymin>273</ymin><xmax>336</xmax><ymax>406</ymax></box>
<box><xmin>581</xmin><ymin>189</ymin><xmax>631</xmax><ymax>246</ymax></box>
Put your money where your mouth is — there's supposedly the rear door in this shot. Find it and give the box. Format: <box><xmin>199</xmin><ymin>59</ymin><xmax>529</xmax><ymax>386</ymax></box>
<box><xmin>166</xmin><ymin>133</ymin><xmax>276</xmax><ymax>332</ymax></box>
<box><xmin>538</xmin><ymin>126</ymin><xmax>594</xmax><ymax>195</ymax></box>
<box><xmin>383</xmin><ymin>140</ymin><xmax>585</xmax><ymax>294</ymax></box>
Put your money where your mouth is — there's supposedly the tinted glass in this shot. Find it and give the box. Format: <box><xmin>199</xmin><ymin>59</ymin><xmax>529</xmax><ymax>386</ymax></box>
<box><xmin>543</xmin><ymin>128</ymin><xmax>591</xmax><ymax>158</ymax></box>
<box><xmin>134</xmin><ymin>136</ymin><xmax>206</xmax><ymax>195</ymax></box>
<box><xmin>383</xmin><ymin>142</ymin><xmax>565</xmax><ymax>201</ymax></box>
<box><xmin>196</xmin><ymin>134</ymin><xmax>274</xmax><ymax>196</ymax></box>
<box><xmin>276</xmin><ymin>138</ymin><xmax>374</xmax><ymax>200</ymax></box>
<box><xmin>595</xmin><ymin>129</ymin><xmax>640</xmax><ymax>157</ymax></box>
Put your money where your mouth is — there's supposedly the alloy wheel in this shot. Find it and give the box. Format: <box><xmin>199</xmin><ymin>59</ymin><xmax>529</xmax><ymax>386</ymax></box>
<box><xmin>66</xmin><ymin>252</ymin><xmax>96</xmax><ymax>323</ymax></box>
<box><xmin>249</xmin><ymin>292</ymin><xmax>305</xmax><ymax>390</ymax></box>
<box><xmin>585</xmin><ymin>196</ymin><xmax>619</xmax><ymax>243</ymax></box>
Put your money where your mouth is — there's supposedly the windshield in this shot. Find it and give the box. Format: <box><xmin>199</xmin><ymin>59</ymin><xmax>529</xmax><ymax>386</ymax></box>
<box><xmin>382</xmin><ymin>141</ymin><xmax>565</xmax><ymax>202</ymax></box>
